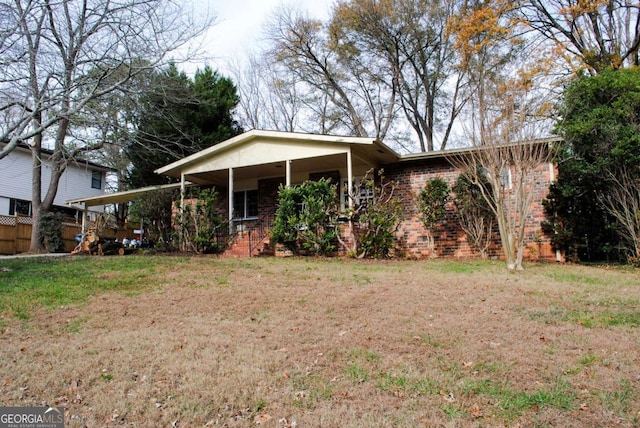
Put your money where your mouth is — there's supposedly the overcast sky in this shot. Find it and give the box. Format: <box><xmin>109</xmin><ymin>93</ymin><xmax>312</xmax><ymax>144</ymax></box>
<box><xmin>188</xmin><ymin>0</ymin><xmax>333</xmax><ymax>74</ymax></box>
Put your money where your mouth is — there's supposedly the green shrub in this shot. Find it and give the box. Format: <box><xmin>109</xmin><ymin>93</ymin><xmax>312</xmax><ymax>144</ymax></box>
<box><xmin>417</xmin><ymin>177</ymin><xmax>450</xmax><ymax>256</ymax></box>
<box><xmin>39</xmin><ymin>212</ymin><xmax>66</xmax><ymax>253</ymax></box>
<box><xmin>452</xmin><ymin>171</ymin><xmax>495</xmax><ymax>258</ymax></box>
<box><xmin>271</xmin><ymin>179</ymin><xmax>338</xmax><ymax>255</ymax></box>
<box><xmin>180</xmin><ymin>188</ymin><xmax>225</xmax><ymax>254</ymax></box>
<box><xmin>342</xmin><ymin>170</ymin><xmax>403</xmax><ymax>258</ymax></box>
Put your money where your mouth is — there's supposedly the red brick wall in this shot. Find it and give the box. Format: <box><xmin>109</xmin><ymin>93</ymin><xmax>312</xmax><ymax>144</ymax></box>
<box><xmin>258</xmin><ymin>177</ymin><xmax>285</xmax><ymax>219</ymax></box>
<box><xmin>183</xmin><ymin>159</ymin><xmax>557</xmax><ymax>261</ymax></box>
<box><xmin>381</xmin><ymin>158</ymin><xmax>557</xmax><ymax>261</ymax></box>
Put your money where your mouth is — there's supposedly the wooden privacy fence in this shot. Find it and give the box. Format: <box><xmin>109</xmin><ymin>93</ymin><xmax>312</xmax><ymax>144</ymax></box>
<box><xmin>0</xmin><ymin>215</ymin><xmax>133</xmax><ymax>255</ymax></box>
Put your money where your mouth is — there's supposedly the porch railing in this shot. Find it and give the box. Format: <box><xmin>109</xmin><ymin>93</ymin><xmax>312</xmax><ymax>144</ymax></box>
<box><xmin>248</xmin><ymin>209</ymin><xmax>275</xmax><ymax>257</ymax></box>
<box><xmin>216</xmin><ymin>209</ymin><xmax>275</xmax><ymax>257</ymax></box>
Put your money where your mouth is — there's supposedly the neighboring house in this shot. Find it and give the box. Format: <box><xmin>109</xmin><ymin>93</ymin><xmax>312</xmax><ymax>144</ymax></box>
<box><xmin>154</xmin><ymin>130</ymin><xmax>559</xmax><ymax>261</ymax></box>
<box><xmin>0</xmin><ymin>144</ymin><xmax>111</xmax><ymax>220</ymax></box>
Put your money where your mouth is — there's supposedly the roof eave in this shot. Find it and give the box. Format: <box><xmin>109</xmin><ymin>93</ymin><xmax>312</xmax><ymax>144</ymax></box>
<box><xmin>154</xmin><ymin>130</ymin><xmax>394</xmax><ymax>177</ymax></box>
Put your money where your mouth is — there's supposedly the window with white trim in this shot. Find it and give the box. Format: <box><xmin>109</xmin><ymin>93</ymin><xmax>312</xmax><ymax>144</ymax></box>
<box><xmin>499</xmin><ymin>166</ymin><xmax>512</xmax><ymax>190</ymax></box>
<box><xmin>340</xmin><ymin>177</ymin><xmax>375</xmax><ymax>210</ymax></box>
<box><xmin>233</xmin><ymin>189</ymin><xmax>259</xmax><ymax>219</ymax></box>
<box><xmin>91</xmin><ymin>170</ymin><xmax>102</xmax><ymax>189</ymax></box>
<box><xmin>9</xmin><ymin>198</ymin><xmax>31</xmax><ymax>216</ymax></box>
<box><xmin>480</xmin><ymin>166</ymin><xmax>512</xmax><ymax>191</ymax></box>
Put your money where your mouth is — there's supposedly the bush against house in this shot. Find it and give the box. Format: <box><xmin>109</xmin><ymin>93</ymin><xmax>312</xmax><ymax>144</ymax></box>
<box><xmin>452</xmin><ymin>171</ymin><xmax>495</xmax><ymax>259</ymax></box>
<box><xmin>271</xmin><ymin>173</ymin><xmax>404</xmax><ymax>258</ymax></box>
<box><xmin>417</xmin><ymin>177</ymin><xmax>450</xmax><ymax>257</ymax></box>
<box><xmin>271</xmin><ymin>179</ymin><xmax>338</xmax><ymax>256</ymax></box>
<box><xmin>545</xmin><ymin>68</ymin><xmax>640</xmax><ymax>263</ymax></box>
<box><xmin>39</xmin><ymin>212</ymin><xmax>66</xmax><ymax>253</ymax></box>
<box><xmin>177</xmin><ymin>188</ymin><xmax>226</xmax><ymax>254</ymax></box>
<box><xmin>339</xmin><ymin>170</ymin><xmax>404</xmax><ymax>259</ymax></box>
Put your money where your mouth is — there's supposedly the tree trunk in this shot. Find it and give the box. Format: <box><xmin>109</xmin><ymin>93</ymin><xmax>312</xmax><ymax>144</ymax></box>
<box><xmin>29</xmin><ymin>124</ymin><xmax>46</xmax><ymax>253</ymax></box>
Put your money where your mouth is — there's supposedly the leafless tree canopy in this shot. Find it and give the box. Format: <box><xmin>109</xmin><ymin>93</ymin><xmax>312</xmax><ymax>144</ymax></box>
<box><xmin>0</xmin><ymin>0</ymin><xmax>212</xmax><ymax>159</ymax></box>
<box><xmin>520</xmin><ymin>0</ymin><xmax>640</xmax><ymax>72</ymax></box>
<box><xmin>0</xmin><ymin>0</ymin><xmax>213</xmax><ymax>252</ymax></box>
<box><xmin>246</xmin><ymin>1</ymin><xmax>467</xmax><ymax>152</ymax></box>
<box><xmin>264</xmin><ymin>4</ymin><xmax>397</xmax><ymax>141</ymax></box>
<box><xmin>599</xmin><ymin>165</ymin><xmax>640</xmax><ymax>260</ymax></box>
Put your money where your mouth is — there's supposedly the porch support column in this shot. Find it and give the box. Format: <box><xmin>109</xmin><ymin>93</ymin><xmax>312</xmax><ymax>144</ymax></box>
<box><xmin>285</xmin><ymin>160</ymin><xmax>292</xmax><ymax>187</ymax></box>
<box><xmin>178</xmin><ymin>174</ymin><xmax>186</xmax><ymax>251</ymax></box>
<box><xmin>228</xmin><ymin>167</ymin><xmax>234</xmax><ymax>234</ymax></box>
<box><xmin>81</xmin><ymin>202</ymin><xmax>87</xmax><ymax>242</ymax></box>
<box><xmin>180</xmin><ymin>174</ymin><xmax>186</xmax><ymax>216</ymax></box>
<box><xmin>346</xmin><ymin>149</ymin><xmax>354</xmax><ymax>208</ymax></box>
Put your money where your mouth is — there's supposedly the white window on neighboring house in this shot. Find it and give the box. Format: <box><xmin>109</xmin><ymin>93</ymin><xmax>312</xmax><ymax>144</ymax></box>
<box><xmin>9</xmin><ymin>198</ymin><xmax>31</xmax><ymax>216</ymax></box>
<box><xmin>340</xmin><ymin>177</ymin><xmax>375</xmax><ymax>210</ymax></box>
<box><xmin>233</xmin><ymin>189</ymin><xmax>259</xmax><ymax>219</ymax></box>
<box><xmin>91</xmin><ymin>170</ymin><xmax>102</xmax><ymax>189</ymax></box>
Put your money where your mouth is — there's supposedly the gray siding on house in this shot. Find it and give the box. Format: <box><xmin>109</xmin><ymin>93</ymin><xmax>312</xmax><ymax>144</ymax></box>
<box><xmin>0</xmin><ymin>148</ymin><xmax>107</xmax><ymax>215</ymax></box>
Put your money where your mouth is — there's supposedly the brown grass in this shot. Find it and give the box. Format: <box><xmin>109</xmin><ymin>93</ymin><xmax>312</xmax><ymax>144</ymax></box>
<box><xmin>1</xmin><ymin>257</ymin><xmax>639</xmax><ymax>427</ymax></box>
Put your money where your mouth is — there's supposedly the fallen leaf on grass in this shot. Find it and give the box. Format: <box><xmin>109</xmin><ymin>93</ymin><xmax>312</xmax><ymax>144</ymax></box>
<box><xmin>393</xmin><ymin>390</ymin><xmax>406</xmax><ymax>398</ymax></box>
<box><xmin>278</xmin><ymin>418</ymin><xmax>297</xmax><ymax>427</ymax></box>
<box><xmin>469</xmin><ymin>404</ymin><xmax>483</xmax><ymax>418</ymax></box>
<box><xmin>255</xmin><ymin>413</ymin><xmax>272</xmax><ymax>425</ymax></box>
<box><xmin>442</xmin><ymin>392</ymin><xmax>456</xmax><ymax>403</ymax></box>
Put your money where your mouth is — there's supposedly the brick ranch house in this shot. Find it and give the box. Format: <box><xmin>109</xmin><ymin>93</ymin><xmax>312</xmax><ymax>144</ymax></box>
<box><xmin>152</xmin><ymin>130</ymin><xmax>560</xmax><ymax>261</ymax></box>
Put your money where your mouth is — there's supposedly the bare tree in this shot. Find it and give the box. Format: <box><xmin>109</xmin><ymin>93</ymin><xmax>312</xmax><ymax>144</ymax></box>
<box><xmin>330</xmin><ymin>0</ymin><xmax>467</xmax><ymax>151</ymax></box>
<box><xmin>0</xmin><ymin>0</ymin><xmax>213</xmax><ymax>252</ymax></box>
<box><xmin>446</xmin><ymin>0</ymin><xmax>556</xmax><ymax>270</ymax></box>
<box><xmin>519</xmin><ymin>0</ymin><xmax>640</xmax><ymax>72</ymax></box>
<box><xmin>232</xmin><ymin>54</ymin><xmax>303</xmax><ymax>132</ymax></box>
<box><xmin>264</xmin><ymin>4</ymin><xmax>397</xmax><ymax>141</ymax></box>
<box><xmin>599</xmin><ymin>165</ymin><xmax>640</xmax><ymax>261</ymax></box>
<box><xmin>449</xmin><ymin>97</ymin><xmax>552</xmax><ymax>270</ymax></box>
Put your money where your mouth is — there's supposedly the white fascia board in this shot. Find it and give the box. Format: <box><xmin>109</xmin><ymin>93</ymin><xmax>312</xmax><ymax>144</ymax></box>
<box><xmin>154</xmin><ymin>130</ymin><xmax>382</xmax><ymax>177</ymax></box>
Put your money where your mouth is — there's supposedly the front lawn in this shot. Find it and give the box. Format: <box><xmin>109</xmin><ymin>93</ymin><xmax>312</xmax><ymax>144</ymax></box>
<box><xmin>0</xmin><ymin>256</ymin><xmax>638</xmax><ymax>427</ymax></box>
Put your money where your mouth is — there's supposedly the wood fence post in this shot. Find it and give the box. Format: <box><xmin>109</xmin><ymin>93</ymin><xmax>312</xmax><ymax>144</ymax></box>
<box><xmin>13</xmin><ymin>213</ymin><xmax>18</xmax><ymax>255</ymax></box>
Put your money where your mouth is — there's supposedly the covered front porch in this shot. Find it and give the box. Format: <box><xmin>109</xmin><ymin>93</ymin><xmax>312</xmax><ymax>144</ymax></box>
<box><xmin>155</xmin><ymin>130</ymin><xmax>399</xmax><ymax>254</ymax></box>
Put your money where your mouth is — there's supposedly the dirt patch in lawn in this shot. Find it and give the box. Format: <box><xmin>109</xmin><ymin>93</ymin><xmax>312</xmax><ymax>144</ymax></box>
<box><xmin>1</xmin><ymin>257</ymin><xmax>639</xmax><ymax>427</ymax></box>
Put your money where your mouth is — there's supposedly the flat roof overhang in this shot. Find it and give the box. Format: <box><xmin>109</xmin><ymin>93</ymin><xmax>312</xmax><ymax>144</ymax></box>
<box><xmin>66</xmin><ymin>182</ymin><xmax>193</xmax><ymax>208</ymax></box>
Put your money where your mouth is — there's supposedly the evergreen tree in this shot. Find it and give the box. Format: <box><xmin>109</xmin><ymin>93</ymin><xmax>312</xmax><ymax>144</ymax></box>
<box><xmin>544</xmin><ymin>68</ymin><xmax>640</xmax><ymax>262</ymax></box>
<box><xmin>127</xmin><ymin>64</ymin><xmax>242</xmax><ymax>187</ymax></box>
